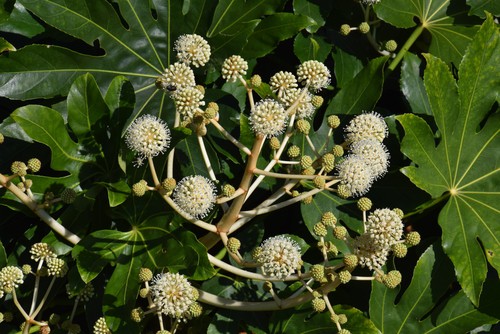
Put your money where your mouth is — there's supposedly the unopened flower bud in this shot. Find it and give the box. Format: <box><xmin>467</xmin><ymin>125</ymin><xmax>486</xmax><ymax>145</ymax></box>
<box><xmin>287</xmin><ymin>145</ymin><xmax>300</xmax><ymax>158</ymax></box>
<box><xmin>321</xmin><ymin>153</ymin><xmax>335</xmax><ymax>172</ymax></box>
<box><xmin>337</xmin><ymin>184</ymin><xmax>351</xmax><ymax>199</ymax></box>
<box><xmin>333</xmin><ymin>226</ymin><xmax>347</xmax><ymax>240</ymax></box>
<box><xmin>131</xmin><ymin>308</ymin><xmax>144</xmax><ymax>322</ymax></box>
<box><xmin>340</xmin><ymin>24</ymin><xmax>351</xmax><ymax>36</ymax></box>
<box><xmin>313</xmin><ymin>176</ymin><xmax>325</xmax><ymax>189</ymax></box>
<box><xmin>385</xmin><ymin>40</ymin><xmax>398</xmax><ymax>52</ymax></box>
<box><xmin>302</xmin><ymin>195</ymin><xmax>313</xmax><ymax>204</ymax></box>
<box><xmin>311</xmin><ymin>95</ymin><xmax>323</xmax><ymax>108</ymax></box>
<box><xmin>207</xmin><ymin>101</ymin><xmax>219</xmax><ymax>112</ymax></box>
<box><xmin>327</xmin><ymin>115</ymin><xmax>340</xmax><ymax>128</ymax></box>
<box><xmin>357</xmin><ymin>197</ymin><xmax>372</xmax><ymax>211</ymax></box>
<box><xmin>11</xmin><ymin>161</ymin><xmax>28</xmax><ymax>176</ymax></box>
<box><xmin>188</xmin><ymin>302</ymin><xmax>203</xmax><ymax>318</ymax></box>
<box><xmin>60</xmin><ymin>188</ymin><xmax>77</xmax><ymax>204</ymax></box>
<box><xmin>343</xmin><ymin>254</ymin><xmax>358</xmax><ymax>270</ymax></box>
<box><xmin>313</xmin><ymin>223</ymin><xmax>328</xmax><ymax>237</ymax></box>
<box><xmin>321</xmin><ymin>212</ymin><xmax>337</xmax><ymax>226</ymax></box>
<box><xmin>139</xmin><ymin>287</ymin><xmax>149</xmax><ymax>298</ymax></box>
<box><xmin>312</xmin><ymin>297</ymin><xmax>326</xmax><ymax>312</ymax></box>
<box><xmin>227</xmin><ymin>238</ymin><xmax>241</xmax><ymax>254</ymax></box>
<box><xmin>405</xmin><ymin>231</ymin><xmax>421</xmax><ymax>246</ymax></box>
<box><xmin>332</xmin><ymin>145</ymin><xmax>344</xmax><ymax>157</ymax></box>
<box><xmin>22</xmin><ymin>264</ymin><xmax>32</xmax><ymax>275</ymax></box>
<box><xmin>359</xmin><ymin>22</ymin><xmax>370</xmax><ymax>34</ymax></box>
<box><xmin>222</xmin><ymin>184</ymin><xmax>235</xmax><ymax>197</ymax></box>
<box><xmin>263</xmin><ymin>281</ymin><xmax>273</xmax><ymax>292</ymax></box>
<box><xmin>392</xmin><ymin>243</ymin><xmax>407</xmax><ymax>258</ymax></box>
<box><xmin>161</xmin><ymin>178</ymin><xmax>176</xmax><ymax>192</ymax></box>
<box><xmin>393</xmin><ymin>208</ymin><xmax>404</xmax><ymax>219</ymax></box>
<box><xmin>309</xmin><ymin>264</ymin><xmax>325</xmax><ymax>281</ymax></box>
<box><xmin>250</xmin><ymin>74</ymin><xmax>262</xmax><ymax>87</ymax></box>
<box><xmin>27</xmin><ymin>158</ymin><xmax>41</xmax><ymax>173</ymax></box>
<box><xmin>295</xmin><ymin>119</ymin><xmax>310</xmax><ymax>134</ymax></box>
<box><xmin>139</xmin><ymin>268</ymin><xmax>153</xmax><ymax>282</ymax></box>
<box><xmin>269</xmin><ymin>137</ymin><xmax>281</xmax><ymax>150</ymax></box>
<box><xmin>300</xmin><ymin>155</ymin><xmax>313</xmax><ymax>169</ymax></box>
<box><xmin>204</xmin><ymin>107</ymin><xmax>217</xmax><ymax>119</ymax></box>
<box><xmin>383</xmin><ymin>270</ymin><xmax>402</xmax><ymax>288</ymax></box>
<box><xmin>338</xmin><ymin>313</ymin><xmax>348</xmax><ymax>324</ymax></box>
<box><xmin>338</xmin><ymin>270</ymin><xmax>351</xmax><ymax>284</ymax></box>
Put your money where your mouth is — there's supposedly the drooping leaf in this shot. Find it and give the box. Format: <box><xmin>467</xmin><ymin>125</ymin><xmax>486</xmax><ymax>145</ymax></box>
<box><xmin>292</xmin><ymin>0</ymin><xmax>333</xmax><ymax>33</ymax></box>
<box><xmin>396</xmin><ymin>15</ymin><xmax>499</xmax><ymax>305</ymax></box>
<box><xmin>400</xmin><ymin>52</ymin><xmax>431</xmax><ymax>115</ymax></box>
<box><xmin>0</xmin><ymin>2</ymin><xmax>45</xmax><ymax>38</ymax></box>
<box><xmin>374</xmin><ymin>0</ymin><xmax>481</xmax><ymax>65</ymax></box>
<box><xmin>370</xmin><ymin>243</ymin><xmax>499</xmax><ymax>333</ymax></box>
<box><xmin>11</xmin><ymin>106</ymin><xmax>95</xmax><ymax>174</ymax></box>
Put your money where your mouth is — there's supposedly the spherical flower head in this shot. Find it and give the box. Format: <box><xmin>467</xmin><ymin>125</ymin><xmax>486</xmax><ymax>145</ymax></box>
<box><xmin>93</xmin><ymin>317</ymin><xmax>111</xmax><ymax>334</ymax></box>
<box><xmin>297</xmin><ymin>60</ymin><xmax>331</xmax><ymax>91</ymax></box>
<box><xmin>30</xmin><ymin>243</ymin><xmax>57</xmax><ymax>262</ymax></box>
<box><xmin>281</xmin><ymin>88</ymin><xmax>315</xmax><ymax>119</ymax></box>
<box><xmin>312</xmin><ymin>297</ymin><xmax>326</xmax><ymax>312</ymax></box>
<box><xmin>27</xmin><ymin>158</ymin><xmax>41</xmax><ymax>173</ymax></box>
<box><xmin>365</xmin><ymin>208</ymin><xmax>404</xmax><ymax>248</ymax></box>
<box><xmin>139</xmin><ymin>268</ymin><xmax>153</xmax><ymax>282</ymax></box>
<box><xmin>344</xmin><ymin>112</ymin><xmax>388</xmax><ymax>143</ymax></box>
<box><xmin>150</xmin><ymin>272</ymin><xmax>196</xmax><ymax>319</ymax></box>
<box><xmin>174</xmin><ymin>86</ymin><xmax>205</xmax><ymax>120</ymax></box>
<box><xmin>357</xmin><ymin>197</ymin><xmax>372</xmax><ymax>211</ymax></box>
<box><xmin>353</xmin><ymin>233</ymin><xmax>389</xmax><ymax>270</ymax></box>
<box><xmin>256</xmin><ymin>235</ymin><xmax>302</xmax><ymax>279</ymax></box>
<box><xmin>160</xmin><ymin>62</ymin><xmax>196</xmax><ymax>92</ymax></box>
<box><xmin>0</xmin><ymin>266</ymin><xmax>24</xmax><ymax>292</ymax></box>
<box><xmin>270</xmin><ymin>71</ymin><xmax>298</xmax><ymax>93</ymax></box>
<box><xmin>383</xmin><ymin>270</ymin><xmax>402</xmax><ymax>289</ymax></box>
<box><xmin>174</xmin><ymin>34</ymin><xmax>210</xmax><ymax>68</ymax></box>
<box><xmin>67</xmin><ymin>283</ymin><xmax>95</xmax><ymax>301</ymax></box>
<box><xmin>336</xmin><ymin>155</ymin><xmax>375</xmax><ymax>197</ymax></box>
<box><xmin>125</xmin><ymin>115</ymin><xmax>171</xmax><ymax>166</ymax></box>
<box><xmin>405</xmin><ymin>231</ymin><xmax>421</xmax><ymax>246</ymax></box>
<box><xmin>222</xmin><ymin>55</ymin><xmax>248</xmax><ymax>82</ymax></box>
<box><xmin>350</xmin><ymin>139</ymin><xmax>389</xmax><ymax>179</ymax></box>
<box><xmin>249</xmin><ymin>99</ymin><xmax>288</xmax><ymax>137</ymax></box>
<box><xmin>173</xmin><ymin>175</ymin><xmax>217</xmax><ymax>219</ymax></box>
<box><xmin>46</xmin><ymin>258</ymin><xmax>68</xmax><ymax>277</ymax></box>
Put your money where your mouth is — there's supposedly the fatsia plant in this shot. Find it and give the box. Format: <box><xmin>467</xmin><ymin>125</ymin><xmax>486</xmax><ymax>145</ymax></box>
<box><xmin>0</xmin><ymin>0</ymin><xmax>499</xmax><ymax>333</ymax></box>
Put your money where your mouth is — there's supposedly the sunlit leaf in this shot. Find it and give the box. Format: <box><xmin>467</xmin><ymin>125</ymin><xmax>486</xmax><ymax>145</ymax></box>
<box><xmin>370</xmin><ymin>243</ymin><xmax>499</xmax><ymax>333</ymax></box>
<box><xmin>374</xmin><ymin>0</ymin><xmax>481</xmax><ymax>65</ymax></box>
<box><xmin>396</xmin><ymin>15</ymin><xmax>499</xmax><ymax>305</ymax></box>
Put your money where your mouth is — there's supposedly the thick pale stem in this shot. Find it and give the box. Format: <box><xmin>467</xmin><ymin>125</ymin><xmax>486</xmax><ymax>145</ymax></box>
<box><xmin>210</xmin><ymin>119</ymin><xmax>251</xmax><ymax>155</ymax></box>
<box><xmin>161</xmin><ymin>195</ymin><xmax>217</xmax><ymax>233</ymax></box>
<box><xmin>31</xmin><ymin>276</ymin><xmax>57</xmax><ymax>320</ymax></box>
<box><xmin>253</xmin><ymin>168</ymin><xmax>335</xmax><ymax>180</ymax></box>
<box><xmin>0</xmin><ymin>173</ymin><xmax>81</xmax><ymax>244</ymax></box>
<box><xmin>197</xmin><ymin>135</ymin><xmax>217</xmax><ymax>181</ymax></box>
<box><xmin>29</xmin><ymin>260</ymin><xmax>44</xmax><ymax>314</ymax></box>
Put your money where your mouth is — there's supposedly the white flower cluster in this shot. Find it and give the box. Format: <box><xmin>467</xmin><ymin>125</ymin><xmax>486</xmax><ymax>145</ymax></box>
<box><xmin>336</xmin><ymin>112</ymin><xmax>389</xmax><ymax>197</ymax></box>
<box><xmin>222</xmin><ymin>55</ymin><xmax>248</xmax><ymax>82</ymax></box>
<box><xmin>354</xmin><ymin>208</ymin><xmax>403</xmax><ymax>270</ymax></box>
<box><xmin>157</xmin><ymin>35</ymin><xmax>211</xmax><ymax>122</ymax></box>
<box><xmin>249</xmin><ymin>99</ymin><xmax>288</xmax><ymax>137</ymax></box>
<box><xmin>255</xmin><ymin>235</ymin><xmax>302</xmax><ymax>279</ymax></box>
<box><xmin>0</xmin><ymin>266</ymin><xmax>24</xmax><ymax>295</ymax></box>
<box><xmin>125</xmin><ymin>114</ymin><xmax>171</xmax><ymax>166</ymax></box>
<box><xmin>150</xmin><ymin>272</ymin><xmax>197</xmax><ymax>319</ymax></box>
<box><xmin>172</xmin><ymin>175</ymin><xmax>217</xmax><ymax>219</ymax></box>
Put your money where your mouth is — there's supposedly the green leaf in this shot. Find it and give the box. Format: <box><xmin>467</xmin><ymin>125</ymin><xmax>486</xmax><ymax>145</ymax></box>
<box><xmin>11</xmin><ymin>106</ymin><xmax>94</xmax><ymax>173</ymax></box>
<box><xmin>374</xmin><ymin>0</ymin><xmax>480</xmax><ymax>65</ymax></box>
<box><xmin>400</xmin><ymin>52</ymin><xmax>431</xmax><ymax>115</ymax></box>
<box><xmin>396</xmin><ymin>15</ymin><xmax>500</xmax><ymax>305</ymax></box>
<box><xmin>0</xmin><ymin>2</ymin><xmax>45</xmax><ymax>38</ymax></box>
<box><xmin>293</xmin><ymin>33</ymin><xmax>332</xmax><ymax>63</ymax></box>
<box><xmin>369</xmin><ymin>243</ymin><xmax>499</xmax><ymax>333</ymax></box>
<box><xmin>466</xmin><ymin>0</ymin><xmax>500</xmax><ymax>18</ymax></box>
<box><xmin>331</xmin><ymin>48</ymin><xmax>363</xmax><ymax>89</ymax></box>
<box><xmin>242</xmin><ymin>13</ymin><xmax>313</xmax><ymax>59</ymax></box>
<box><xmin>270</xmin><ymin>303</ymin><xmax>379</xmax><ymax>333</ymax></box>
<box><xmin>0</xmin><ymin>37</ymin><xmax>15</xmax><ymax>52</ymax></box>
<box><xmin>293</xmin><ymin>0</ymin><xmax>333</xmax><ymax>33</ymax></box>
<box><xmin>0</xmin><ymin>241</ymin><xmax>7</xmax><ymax>267</ymax></box>
<box><xmin>325</xmin><ymin>56</ymin><xmax>388</xmax><ymax>117</ymax></box>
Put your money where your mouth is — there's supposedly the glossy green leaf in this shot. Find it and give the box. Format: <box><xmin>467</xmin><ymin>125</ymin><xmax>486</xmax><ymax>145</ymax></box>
<box><xmin>374</xmin><ymin>0</ymin><xmax>480</xmax><ymax>65</ymax></box>
<box><xmin>325</xmin><ymin>56</ymin><xmax>388</xmax><ymax>116</ymax></box>
<box><xmin>11</xmin><ymin>106</ymin><xmax>94</xmax><ymax>174</ymax></box>
<box><xmin>400</xmin><ymin>52</ymin><xmax>431</xmax><ymax>115</ymax></box>
<box><xmin>466</xmin><ymin>0</ymin><xmax>500</xmax><ymax>18</ymax></box>
<box><xmin>0</xmin><ymin>37</ymin><xmax>15</xmax><ymax>52</ymax></box>
<box><xmin>0</xmin><ymin>2</ymin><xmax>45</xmax><ymax>38</ymax></box>
<box><xmin>270</xmin><ymin>303</ymin><xmax>379</xmax><ymax>333</ymax></box>
<box><xmin>370</xmin><ymin>243</ymin><xmax>499</xmax><ymax>333</ymax></box>
<box><xmin>293</xmin><ymin>0</ymin><xmax>333</xmax><ymax>33</ymax></box>
<box><xmin>242</xmin><ymin>13</ymin><xmax>313</xmax><ymax>59</ymax></box>
<box><xmin>293</xmin><ymin>33</ymin><xmax>332</xmax><ymax>63</ymax></box>
<box><xmin>396</xmin><ymin>15</ymin><xmax>499</xmax><ymax>305</ymax></box>
<box><xmin>331</xmin><ymin>48</ymin><xmax>363</xmax><ymax>89</ymax></box>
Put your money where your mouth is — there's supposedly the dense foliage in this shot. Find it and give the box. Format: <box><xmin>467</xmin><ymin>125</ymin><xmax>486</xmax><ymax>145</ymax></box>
<box><xmin>0</xmin><ymin>0</ymin><xmax>498</xmax><ymax>333</ymax></box>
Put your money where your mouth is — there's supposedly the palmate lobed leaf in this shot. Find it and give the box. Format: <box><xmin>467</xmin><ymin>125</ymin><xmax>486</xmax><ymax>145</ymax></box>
<box><xmin>396</xmin><ymin>15</ymin><xmax>499</xmax><ymax>305</ymax></box>
<box><xmin>370</xmin><ymin>243</ymin><xmax>499</xmax><ymax>333</ymax></box>
<box><xmin>374</xmin><ymin>0</ymin><xmax>480</xmax><ymax>66</ymax></box>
